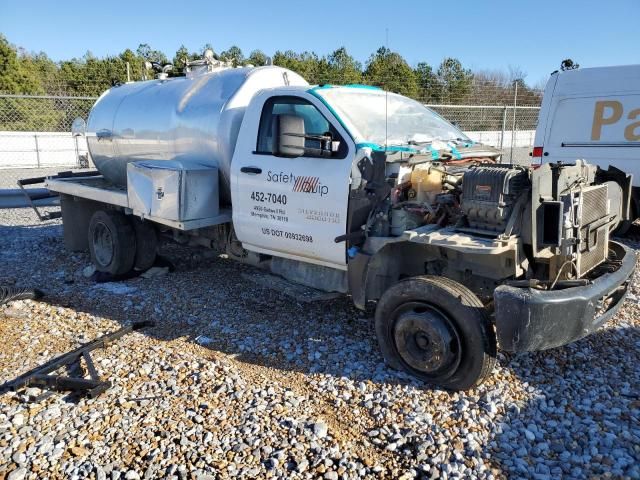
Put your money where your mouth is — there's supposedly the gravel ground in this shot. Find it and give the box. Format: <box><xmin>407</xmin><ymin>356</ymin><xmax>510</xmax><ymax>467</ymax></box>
<box><xmin>0</xmin><ymin>207</ymin><xmax>639</xmax><ymax>480</ymax></box>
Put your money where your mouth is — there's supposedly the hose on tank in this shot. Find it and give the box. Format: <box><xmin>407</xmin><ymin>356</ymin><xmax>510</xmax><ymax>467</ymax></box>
<box><xmin>0</xmin><ymin>287</ymin><xmax>44</xmax><ymax>306</ymax></box>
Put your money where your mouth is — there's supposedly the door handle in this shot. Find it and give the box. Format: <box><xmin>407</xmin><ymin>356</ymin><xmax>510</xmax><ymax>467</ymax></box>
<box><xmin>241</xmin><ymin>166</ymin><xmax>262</xmax><ymax>174</ymax></box>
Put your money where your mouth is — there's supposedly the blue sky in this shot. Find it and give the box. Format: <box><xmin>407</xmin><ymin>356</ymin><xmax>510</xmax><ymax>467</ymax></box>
<box><xmin>1</xmin><ymin>0</ymin><xmax>638</xmax><ymax>86</ymax></box>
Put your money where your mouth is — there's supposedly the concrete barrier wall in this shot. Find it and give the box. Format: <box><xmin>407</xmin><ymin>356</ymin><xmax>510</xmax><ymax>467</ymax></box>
<box><xmin>464</xmin><ymin>130</ymin><xmax>536</xmax><ymax>149</ymax></box>
<box><xmin>0</xmin><ymin>131</ymin><xmax>89</xmax><ymax>169</ymax></box>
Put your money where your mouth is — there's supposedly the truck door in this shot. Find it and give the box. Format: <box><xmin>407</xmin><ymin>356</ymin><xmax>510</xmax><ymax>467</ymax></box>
<box><xmin>232</xmin><ymin>94</ymin><xmax>353</xmax><ymax>268</ymax></box>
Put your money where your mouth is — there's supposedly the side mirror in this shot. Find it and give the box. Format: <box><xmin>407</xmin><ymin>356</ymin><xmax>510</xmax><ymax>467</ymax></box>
<box><xmin>273</xmin><ymin>114</ymin><xmax>306</xmax><ymax>157</ymax></box>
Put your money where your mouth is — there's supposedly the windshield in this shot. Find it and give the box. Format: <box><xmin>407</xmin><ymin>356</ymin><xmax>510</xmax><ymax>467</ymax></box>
<box><xmin>315</xmin><ymin>87</ymin><xmax>470</xmax><ymax>147</ymax></box>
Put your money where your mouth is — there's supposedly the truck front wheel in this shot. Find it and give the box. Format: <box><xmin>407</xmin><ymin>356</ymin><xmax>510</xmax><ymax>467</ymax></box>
<box><xmin>375</xmin><ymin>276</ymin><xmax>496</xmax><ymax>390</ymax></box>
<box><xmin>88</xmin><ymin>210</ymin><xmax>136</xmax><ymax>275</ymax></box>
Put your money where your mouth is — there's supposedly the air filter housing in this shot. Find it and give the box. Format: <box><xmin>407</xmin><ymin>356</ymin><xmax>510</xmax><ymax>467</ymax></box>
<box><xmin>460</xmin><ymin>165</ymin><xmax>530</xmax><ymax>233</ymax></box>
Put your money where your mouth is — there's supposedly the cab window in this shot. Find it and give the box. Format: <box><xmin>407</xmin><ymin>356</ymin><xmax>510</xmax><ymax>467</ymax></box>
<box><xmin>256</xmin><ymin>96</ymin><xmax>347</xmax><ymax>158</ymax></box>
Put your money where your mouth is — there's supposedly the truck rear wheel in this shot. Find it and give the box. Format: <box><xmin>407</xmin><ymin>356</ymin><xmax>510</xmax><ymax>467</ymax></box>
<box><xmin>88</xmin><ymin>210</ymin><xmax>136</xmax><ymax>275</ymax></box>
<box><xmin>375</xmin><ymin>276</ymin><xmax>496</xmax><ymax>391</ymax></box>
<box><xmin>131</xmin><ymin>218</ymin><xmax>157</xmax><ymax>271</ymax></box>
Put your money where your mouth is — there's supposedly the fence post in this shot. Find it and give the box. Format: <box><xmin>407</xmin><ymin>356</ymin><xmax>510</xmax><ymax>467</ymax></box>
<box><xmin>74</xmin><ymin>135</ymin><xmax>80</xmax><ymax>168</ymax></box>
<box><xmin>34</xmin><ymin>134</ymin><xmax>41</xmax><ymax>168</ymax></box>
<box><xmin>510</xmin><ymin>81</ymin><xmax>519</xmax><ymax>164</ymax></box>
<box><xmin>500</xmin><ymin>106</ymin><xmax>507</xmax><ymax>152</ymax></box>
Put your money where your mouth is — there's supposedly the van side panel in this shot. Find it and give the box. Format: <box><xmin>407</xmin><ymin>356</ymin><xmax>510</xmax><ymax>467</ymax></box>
<box><xmin>540</xmin><ymin>65</ymin><xmax>640</xmax><ymax>187</ymax></box>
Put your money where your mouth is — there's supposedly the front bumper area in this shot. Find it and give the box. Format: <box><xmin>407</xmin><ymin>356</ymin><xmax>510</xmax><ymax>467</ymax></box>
<box><xmin>494</xmin><ymin>241</ymin><xmax>636</xmax><ymax>352</ymax></box>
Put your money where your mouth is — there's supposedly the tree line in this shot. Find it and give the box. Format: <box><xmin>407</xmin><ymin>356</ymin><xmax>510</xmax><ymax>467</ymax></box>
<box><xmin>0</xmin><ymin>34</ymin><xmax>543</xmax><ymax>105</ymax></box>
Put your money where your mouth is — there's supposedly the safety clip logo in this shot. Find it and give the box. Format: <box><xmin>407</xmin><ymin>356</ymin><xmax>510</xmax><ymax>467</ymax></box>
<box><xmin>292</xmin><ymin>176</ymin><xmax>329</xmax><ymax>196</ymax></box>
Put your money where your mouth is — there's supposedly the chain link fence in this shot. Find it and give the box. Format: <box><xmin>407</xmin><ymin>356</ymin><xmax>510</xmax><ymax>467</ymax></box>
<box><xmin>428</xmin><ymin>104</ymin><xmax>540</xmax><ymax>165</ymax></box>
<box><xmin>0</xmin><ymin>93</ymin><xmax>540</xmax><ymax>189</ymax></box>
<box><xmin>0</xmin><ymin>95</ymin><xmax>95</xmax><ymax>188</ymax></box>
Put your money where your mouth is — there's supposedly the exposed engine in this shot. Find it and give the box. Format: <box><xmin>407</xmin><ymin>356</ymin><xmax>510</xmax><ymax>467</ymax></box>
<box><xmin>386</xmin><ymin>162</ymin><xmax>531</xmax><ymax>236</ymax></box>
<box><xmin>375</xmin><ymin>158</ymin><xmax>530</xmax><ymax>238</ymax></box>
<box><xmin>350</xmin><ymin>148</ymin><xmax>628</xmax><ymax>287</ymax></box>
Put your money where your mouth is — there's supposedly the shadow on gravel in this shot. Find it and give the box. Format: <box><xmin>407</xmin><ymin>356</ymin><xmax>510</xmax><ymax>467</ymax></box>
<box><xmin>0</xmin><ymin>223</ymin><xmax>62</xmax><ymax>234</ymax></box>
<box><xmin>1</xmin><ymin>223</ymin><xmax>63</xmax><ymax>287</ymax></box>
<box><xmin>486</xmin><ymin>324</ymin><xmax>640</xmax><ymax>478</ymax></box>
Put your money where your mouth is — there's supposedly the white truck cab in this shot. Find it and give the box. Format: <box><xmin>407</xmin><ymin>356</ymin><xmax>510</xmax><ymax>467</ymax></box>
<box><xmin>231</xmin><ymin>87</ymin><xmax>355</xmax><ymax>268</ymax></box>
<box><xmin>40</xmin><ymin>61</ymin><xmax>636</xmax><ymax>391</ymax></box>
<box><xmin>533</xmin><ymin>65</ymin><xmax>639</xmax><ymax>222</ymax></box>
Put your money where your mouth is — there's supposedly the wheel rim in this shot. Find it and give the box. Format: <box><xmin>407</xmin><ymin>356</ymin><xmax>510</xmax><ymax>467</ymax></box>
<box><xmin>392</xmin><ymin>302</ymin><xmax>462</xmax><ymax>378</ymax></box>
<box><xmin>92</xmin><ymin>221</ymin><xmax>114</xmax><ymax>267</ymax></box>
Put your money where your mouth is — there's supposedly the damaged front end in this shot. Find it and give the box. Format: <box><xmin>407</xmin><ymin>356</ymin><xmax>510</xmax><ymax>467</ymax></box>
<box><xmin>492</xmin><ymin>161</ymin><xmax>637</xmax><ymax>351</ymax></box>
<box><xmin>494</xmin><ymin>240</ymin><xmax>634</xmax><ymax>351</ymax></box>
<box><xmin>349</xmin><ymin>149</ymin><xmax>635</xmax><ymax>352</ymax></box>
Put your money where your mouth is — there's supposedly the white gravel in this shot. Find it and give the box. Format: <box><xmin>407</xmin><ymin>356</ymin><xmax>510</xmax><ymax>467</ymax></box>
<box><xmin>1</xmin><ymin>207</ymin><xmax>639</xmax><ymax>479</ymax></box>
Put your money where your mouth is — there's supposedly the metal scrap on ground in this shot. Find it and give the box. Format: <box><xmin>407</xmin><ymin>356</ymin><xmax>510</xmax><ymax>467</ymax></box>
<box><xmin>0</xmin><ymin>321</ymin><xmax>154</xmax><ymax>401</ymax></box>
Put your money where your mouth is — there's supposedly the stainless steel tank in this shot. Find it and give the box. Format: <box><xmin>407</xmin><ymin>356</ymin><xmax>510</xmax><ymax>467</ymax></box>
<box><xmin>87</xmin><ymin>66</ymin><xmax>308</xmax><ymax>204</ymax></box>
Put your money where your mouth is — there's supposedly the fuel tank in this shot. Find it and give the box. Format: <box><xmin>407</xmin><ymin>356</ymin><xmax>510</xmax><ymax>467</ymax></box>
<box><xmin>87</xmin><ymin>66</ymin><xmax>308</xmax><ymax>204</ymax></box>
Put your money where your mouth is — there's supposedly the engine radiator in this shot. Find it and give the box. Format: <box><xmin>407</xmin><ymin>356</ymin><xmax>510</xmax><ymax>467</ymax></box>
<box><xmin>576</xmin><ymin>184</ymin><xmax>610</xmax><ymax>277</ymax></box>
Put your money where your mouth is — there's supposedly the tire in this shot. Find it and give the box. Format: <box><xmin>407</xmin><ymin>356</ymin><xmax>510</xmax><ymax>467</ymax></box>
<box><xmin>88</xmin><ymin>210</ymin><xmax>136</xmax><ymax>275</ymax></box>
<box><xmin>375</xmin><ymin>276</ymin><xmax>496</xmax><ymax>391</ymax></box>
<box><xmin>131</xmin><ymin>218</ymin><xmax>158</xmax><ymax>271</ymax></box>
<box><xmin>614</xmin><ymin>220</ymin><xmax>633</xmax><ymax>236</ymax></box>
<box><xmin>614</xmin><ymin>200</ymin><xmax>637</xmax><ymax>236</ymax></box>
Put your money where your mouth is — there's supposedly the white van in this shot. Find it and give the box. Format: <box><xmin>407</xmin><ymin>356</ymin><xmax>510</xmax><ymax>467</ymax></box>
<box><xmin>533</xmin><ymin>65</ymin><xmax>639</xmax><ymax>224</ymax></box>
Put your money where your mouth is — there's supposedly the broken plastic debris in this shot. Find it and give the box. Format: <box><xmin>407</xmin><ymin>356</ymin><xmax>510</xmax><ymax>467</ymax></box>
<box><xmin>195</xmin><ymin>335</ymin><xmax>213</xmax><ymax>346</ymax></box>
<box><xmin>92</xmin><ymin>283</ymin><xmax>138</xmax><ymax>295</ymax></box>
<box><xmin>82</xmin><ymin>265</ymin><xmax>96</xmax><ymax>278</ymax></box>
<box><xmin>141</xmin><ymin>266</ymin><xmax>170</xmax><ymax>279</ymax></box>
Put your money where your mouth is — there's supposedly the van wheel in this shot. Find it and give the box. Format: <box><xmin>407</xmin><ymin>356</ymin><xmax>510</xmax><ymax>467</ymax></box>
<box><xmin>614</xmin><ymin>202</ymin><xmax>636</xmax><ymax>236</ymax></box>
<box><xmin>88</xmin><ymin>210</ymin><xmax>136</xmax><ymax>275</ymax></box>
<box><xmin>614</xmin><ymin>200</ymin><xmax>637</xmax><ymax>236</ymax></box>
<box><xmin>375</xmin><ymin>276</ymin><xmax>496</xmax><ymax>391</ymax></box>
<box><xmin>131</xmin><ymin>218</ymin><xmax>157</xmax><ymax>271</ymax></box>
<box><xmin>615</xmin><ymin>220</ymin><xmax>633</xmax><ymax>236</ymax></box>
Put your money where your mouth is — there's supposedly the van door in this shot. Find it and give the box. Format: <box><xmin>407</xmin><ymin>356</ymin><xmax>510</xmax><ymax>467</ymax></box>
<box><xmin>231</xmin><ymin>94</ymin><xmax>353</xmax><ymax>268</ymax></box>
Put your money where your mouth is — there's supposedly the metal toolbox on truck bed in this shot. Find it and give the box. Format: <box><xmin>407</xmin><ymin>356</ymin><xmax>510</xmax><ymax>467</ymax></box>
<box><xmin>127</xmin><ymin>160</ymin><xmax>219</xmax><ymax>222</ymax></box>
